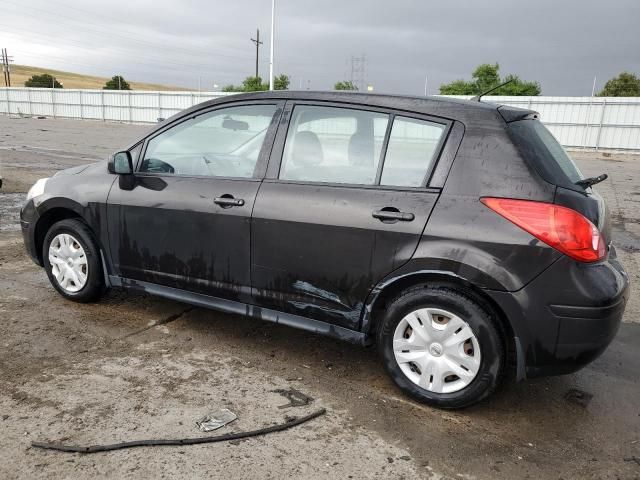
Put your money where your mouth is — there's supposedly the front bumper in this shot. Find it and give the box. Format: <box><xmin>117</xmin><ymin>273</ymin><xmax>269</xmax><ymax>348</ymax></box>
<box><xmin>20</xmin><ymin>199</ymin><xmax>42</xmax><ymax>266</ymax></box>
<box><xmin>488</xmin><ymin>245</ymin><xmax>629</xmax><ymax>378</ymax></box>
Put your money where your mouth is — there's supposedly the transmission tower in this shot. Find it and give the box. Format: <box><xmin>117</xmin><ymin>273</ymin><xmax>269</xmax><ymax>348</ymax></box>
<box><xmin>349</xmin><ymin>54</ymin><xmax>366</xmax><ymax>91</ymax></box>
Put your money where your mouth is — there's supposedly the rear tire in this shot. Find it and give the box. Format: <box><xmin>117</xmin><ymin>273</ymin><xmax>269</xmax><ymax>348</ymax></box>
<box><xmin>42</xmin><ymin>219</ymin><xmax>105</xmax><ymax>303</ymax></box>
<box><xmin>377</xmin><ymin>285</ymin><xmax>504</xmax><ymax>409</ymax></box>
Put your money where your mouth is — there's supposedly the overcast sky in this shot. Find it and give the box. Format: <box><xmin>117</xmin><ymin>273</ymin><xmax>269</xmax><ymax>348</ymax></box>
<box><xmin>2</xmin><ymin>0</ymin><xmax>639</xmax><ymax>95</ymax></box>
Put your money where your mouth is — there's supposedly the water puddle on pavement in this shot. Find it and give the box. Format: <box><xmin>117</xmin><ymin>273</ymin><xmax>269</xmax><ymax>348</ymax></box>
<box><xmin>612</xmin><ymin>223</ymin><xmax>640</xmax><ymax>253</ymax></box>
<box><xmin>0</xmin><ymin>192</ymin><xmax>25</xmax><ymax>232</ymax></box>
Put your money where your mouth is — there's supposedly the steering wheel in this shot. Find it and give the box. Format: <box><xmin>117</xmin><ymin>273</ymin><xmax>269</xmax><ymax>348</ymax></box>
<box><xmin>202</xmin><ymin>154</ymin><xmax>239</xmax><ymax>177</ymax></box>
<box><xmin>141</xmin><ymin>158</ymin><xmax>175</xmax><ymax>174</ymax></box>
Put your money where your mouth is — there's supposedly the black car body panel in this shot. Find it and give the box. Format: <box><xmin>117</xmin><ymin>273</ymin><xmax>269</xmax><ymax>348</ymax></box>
<box><xmin>21</xmin><ymin>161</ymin><xmax>116</xmax><ymax>270</ymax></box>
<box><xmin>250</xmin><ymin>181</ymin><xmax>439</xmax><ymax>329</ymax></box>
<box><xmin>20</xmin><ymin>91</ymin><xmax>629</xmax><ymax>380</ymax></box>
<box><xmin>107</xmin><ymin>175</ymin><xmax>261</xmax><ymax>303</ymax></box>
<box><xmin>487</xmin><ymin>246</ymin><xmax>628</xmax><ymax>377</ymax></box>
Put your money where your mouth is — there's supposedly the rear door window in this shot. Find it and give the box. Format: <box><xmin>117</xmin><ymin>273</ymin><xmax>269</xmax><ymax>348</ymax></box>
<box><xmin>279</xmin><ymin>105</ymin><xmax>389</xmax><ymax>185</ymax></box>
<box><xmin>380</xmin><ymin>116</ymin><xmax>446</xmax><ymax>187</ymax></box>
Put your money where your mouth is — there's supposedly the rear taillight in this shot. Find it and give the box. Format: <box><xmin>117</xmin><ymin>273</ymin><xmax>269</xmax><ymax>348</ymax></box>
<box><xmin>481</xmin><ymin>197</ymin><xmax>606</xmax><ymax>263</ymax></box>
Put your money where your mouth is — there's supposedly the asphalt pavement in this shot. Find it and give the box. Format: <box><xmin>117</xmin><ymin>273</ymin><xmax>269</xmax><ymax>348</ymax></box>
<box><xmin>0</xmin><ymin>116</ymin><xmax>638</xmax><ymax>479</ymax></box>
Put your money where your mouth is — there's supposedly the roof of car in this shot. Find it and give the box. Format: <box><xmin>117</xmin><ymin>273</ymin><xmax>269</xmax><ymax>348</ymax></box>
<box><xmin>160</xmin><ymin>90</ymin><xmax>536</xmax><ymax>130</ymax></box>
<box><xmin>210</xmin><ymin>89</ymin><xmax>495</xmax><ymax>106</ymax></box>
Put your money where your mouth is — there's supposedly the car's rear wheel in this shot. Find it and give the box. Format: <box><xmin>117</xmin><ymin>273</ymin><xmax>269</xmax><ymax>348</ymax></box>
<box><xmin>43</xmin><ymin>219</ymin><xmax>104</xmax><ymax>302</ymax></box>
<box><xmin>378</xmin><ymin>285</ymin><xmax>504</xmax><ymax>409</ymax></box>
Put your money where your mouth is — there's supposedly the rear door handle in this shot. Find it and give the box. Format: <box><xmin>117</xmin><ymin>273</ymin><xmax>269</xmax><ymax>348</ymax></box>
<box><xmin>372</xmin><ymin>209</ymin><xmax>415</xmax><ymax>222</ymax></box>
<box><xmin>214</xmin><ymin>195</ymin><xmax>245</xmax><ymax>208</ymax></box>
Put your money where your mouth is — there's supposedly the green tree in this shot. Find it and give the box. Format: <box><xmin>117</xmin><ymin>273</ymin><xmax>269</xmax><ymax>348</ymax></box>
<box><xmin>274</xmin><ymin>74</ymin><xmax>290</xmax><ymax>90</ymax></box>
<box><xmin>438</xmin><ymin>79</ymin><xmax>474</xmax><ymax>95</ymax></box>
<box><xmin>439</xmin><ymin>63</ymin><xmax>541</xmax><ymax>96</ymax></box>
<box><xmin>334</xmin><ymin>80</ymin><xmax>358</xmax><ymax>91</ymax></box>
<box><xmin>24</xmin><ymin>73</ymin><xmax>63</xmax><ymax>88</ymax></box>
<box><xmin>103</xmin><ymin>75</ymin><xmax>131</xmax><ymax>90</ymax></box>
<box><xmin>242</xmin><ymin>75</ymin><xmax>268</xmax><ymax>92</ymax></box>
<box><xmin>222</xmin><ymin>84</ymin><xmax>245</xmax><ymax>92</ymax></box>
<box><xmin>223</xmin><ymin>74</ymin><xmax>289</xmax><ymax>92</ymax></box>
<box><xmin>598</xmin><ymin>72</ymin><xmax>640</xmax><ymax>96</ymax></box>
<box><xmin>471</xmin><ymin>63</ymin><xmax>501</xmax><ymax>92</ymax></box>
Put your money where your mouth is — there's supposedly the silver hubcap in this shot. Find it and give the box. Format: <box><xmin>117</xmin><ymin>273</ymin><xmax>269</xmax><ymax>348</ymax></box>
<box><xmin>48</xmin><ymin>233</ymin><xmax>88</xmax><ymax>293</ymax></box>
<box><xmin>393</xmin><ymin>308</ymin><xmax>481</xmax><ymax>394</ymax></box>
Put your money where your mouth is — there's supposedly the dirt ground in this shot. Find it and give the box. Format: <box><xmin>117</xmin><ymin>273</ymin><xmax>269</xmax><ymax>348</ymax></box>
<box><xmin>0</xmin><ymin>116</ymin><xmax>639</xmax><ymax>480</ymax></box>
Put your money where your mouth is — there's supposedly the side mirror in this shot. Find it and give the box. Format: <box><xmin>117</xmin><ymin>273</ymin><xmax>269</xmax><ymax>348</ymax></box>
<box><xmin>108</xmin><ymin>151</ymin><xmax>136</xmax><ymax>190</ymax></box>
<box><xmin>112</xmin><ymin>151</ymin><xmax>133</xmax><ymax>175</ymax></box>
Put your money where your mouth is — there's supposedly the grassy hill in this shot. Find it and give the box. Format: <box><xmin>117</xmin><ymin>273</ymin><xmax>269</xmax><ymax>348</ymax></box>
<box><xmin>7</xmin><ymin>65</ymin><xmax>188</xmax><ymax>91</ymax></box>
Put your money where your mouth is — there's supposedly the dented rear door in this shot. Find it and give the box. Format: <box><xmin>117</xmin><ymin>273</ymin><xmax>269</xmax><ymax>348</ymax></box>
<box><xmin>250</xmin><ymin>102</ymin><xmax>451</xmax><ymax>329</ymax></box>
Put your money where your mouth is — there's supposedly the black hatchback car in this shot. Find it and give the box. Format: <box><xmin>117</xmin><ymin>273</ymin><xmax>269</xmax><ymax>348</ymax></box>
<box><xmin>21</xmin><ymin>92</ymin><xmax>629</xmax><ymax>408</ymax></box>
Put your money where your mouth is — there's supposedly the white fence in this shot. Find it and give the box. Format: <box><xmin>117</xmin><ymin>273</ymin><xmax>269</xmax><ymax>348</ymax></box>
<box><xmin>0</xmin><ymin>87</ymin><xmax>233</xmax><ymax>124</ymax></box>
<box><xmin>462</xmin><ymin>95</ymin><xmax>640</xmax><ymax>151</ymax></box>
<box><xmin>1</xmin><ymin>88</ymin><xmax>639</xmax><ymax>151</ymax></box>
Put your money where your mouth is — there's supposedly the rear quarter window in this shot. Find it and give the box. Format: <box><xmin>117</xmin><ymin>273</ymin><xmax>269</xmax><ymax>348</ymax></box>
<box><xmin>380</xmin><ymin>116</ymin><xmax>446</xmax><ymax>188</ymax></box>
<box><xmin>508</xmin><ymin>119</ymin><xmax>584</xmax><ymax>189</ymax></box>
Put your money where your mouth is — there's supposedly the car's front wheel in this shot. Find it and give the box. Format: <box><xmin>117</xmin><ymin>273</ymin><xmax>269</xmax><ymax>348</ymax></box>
<box><xmin>377</xmin><ymin>285</ymin><xmax>504</xmax><ymax>409</ymax></box>
<box><xmin>43</xmin><ymin>219</ymin><xmax>104</xmax><ymax>302</ymax></box>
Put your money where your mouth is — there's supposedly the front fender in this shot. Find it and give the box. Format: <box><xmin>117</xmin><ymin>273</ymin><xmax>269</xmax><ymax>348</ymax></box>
<box><xmin>29</xmin><ymin>168</ymin><xmax>117</xmax><ymax>270</ymax></box>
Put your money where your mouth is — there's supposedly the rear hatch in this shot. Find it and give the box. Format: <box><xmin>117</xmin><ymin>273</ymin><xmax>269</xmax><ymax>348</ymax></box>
<box><xmin>502</xmin><ymin>111</ymin><xmax>611</xmax><ymax>247</ymax></box>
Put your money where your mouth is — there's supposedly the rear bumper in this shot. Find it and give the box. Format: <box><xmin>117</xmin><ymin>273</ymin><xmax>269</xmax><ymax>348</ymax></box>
<box><xmin>487</xmin><ymin>245</ymin><xmax>629</xmax><ymax>378</ymax></box>
<box><xmin>541</xmin><ymin>294</ymin><xmax>626</xmax><ymax>376</ymax></box>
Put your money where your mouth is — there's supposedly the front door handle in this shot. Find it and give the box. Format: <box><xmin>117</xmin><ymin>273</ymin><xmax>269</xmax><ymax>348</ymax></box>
<box><xmin>214</xmin><ymin>195</ymin><xmax>245</xmax><ymax>208</ymax></box>
<box><xmin>372</xmin><ymin>208</ymin><xmax>415</xmax><ymax>222</ymax></box>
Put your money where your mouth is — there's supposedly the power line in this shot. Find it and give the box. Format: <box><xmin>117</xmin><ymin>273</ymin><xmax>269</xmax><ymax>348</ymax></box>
<box><xmin>0</xmin><ymin>26</ymin><xmax>251</xmax><ymax>71</ymax></box>
<box><xmin>0</xmin><ymin>3</ymin><xmax>345</xmax><ymax>88</ymax></box>
<box><xmin>2</xmin><ymin>0</ymin><xmax>309</xmax><ymax>65</ymax></box>
<box><xmin>1</xmin><ymin>18</ymin><xmax>320</xmax><ymax>75</ymax></box>
<box><xmin>0</xmin><ymin>1</ymin><xmax>254</xmax><ymax>62</ymax></box>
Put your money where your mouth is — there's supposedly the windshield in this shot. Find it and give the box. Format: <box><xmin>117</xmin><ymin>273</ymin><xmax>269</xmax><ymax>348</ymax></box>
<box><xmin>509</xmin><ymin>119</ymin><xmax>584</xmax><ymax>187</ymax></box>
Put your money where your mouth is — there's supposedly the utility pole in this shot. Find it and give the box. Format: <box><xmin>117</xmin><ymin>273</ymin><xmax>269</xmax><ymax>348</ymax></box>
<box><xmin>250</xmin><ymin>29</ymin><xmax>263</xmax><ymax>79</ymax></box>
<box><xmin>2</xmin><ymin>48</ymin><xmax>13</xmax><ymax>87</ymax></box>
<box><xmin>6</xmin><ymin>49</ymin><xmax>11</xmax><ymax>86</ymax></box>
<box><xmin>1</xmin><ymin>49</ymin><xmax>7</xmax><ymax>87</ymax></box>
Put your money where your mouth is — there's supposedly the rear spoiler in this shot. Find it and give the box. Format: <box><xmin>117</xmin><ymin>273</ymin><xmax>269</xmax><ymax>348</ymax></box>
<box><xmin>498</xmin><ymin>105</ymin><xmax>539</xmax><ymax>123</ymax></box>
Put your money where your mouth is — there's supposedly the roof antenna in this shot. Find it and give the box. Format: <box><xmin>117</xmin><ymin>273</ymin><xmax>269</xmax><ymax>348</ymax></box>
<box><xmin>471</xmin><ymin>79</ymin><xmax>515</xmax><ymax>102</ymax></box>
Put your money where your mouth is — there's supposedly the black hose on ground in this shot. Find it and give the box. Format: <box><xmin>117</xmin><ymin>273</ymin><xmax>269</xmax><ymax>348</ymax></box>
<box><xmin>31</xmin><ymin>408</ymin><xmax>326</xmax><ymax>454</ymax></box>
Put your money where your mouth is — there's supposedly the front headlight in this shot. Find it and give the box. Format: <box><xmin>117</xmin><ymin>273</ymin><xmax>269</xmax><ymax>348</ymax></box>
<box><xmin>26</xmin><ymin>178</ymin><xmax>48</xmax><ymax>202</ymax></box>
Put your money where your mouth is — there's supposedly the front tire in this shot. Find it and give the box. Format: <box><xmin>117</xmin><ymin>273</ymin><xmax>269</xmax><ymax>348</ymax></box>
<box><xmin>43</xmin><ymin>219</ymin><xmax>105</xmax><ymax>303</ymax></box>
<box><xmin>377</xmin><ymin>285</ymin><xmax>504</xmax><ymax>409</ymax></box>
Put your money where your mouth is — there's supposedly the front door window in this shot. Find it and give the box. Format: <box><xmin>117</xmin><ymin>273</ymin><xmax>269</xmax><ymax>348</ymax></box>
<box><xmin>140</xmin><ymin>104</ymin><xmax>278</xmax><ymax>178</ymax></box>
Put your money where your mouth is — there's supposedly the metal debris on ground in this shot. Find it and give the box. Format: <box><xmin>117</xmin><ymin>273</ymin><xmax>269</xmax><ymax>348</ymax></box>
<box><xmin>273</xmin><ymin>388</ymin><xmax>313</xmax><ymax>409</ymax></box>
<box><xmin>31</xmin><ymin>408</ymin><xmax>327</xmax><ymax>454</ymax></box>
<box><xmin>195</xmin><ymin>408</ymin><xmax>237</xmax><ymax>432</ymax></box>
<box><xmin>564</xmin><ymin>388</ymin><xmax>593</xmax><ymax>407</ymax></box>
<box><xmin>624</xmin><ymin>456</ymin><xmax>640</xmax><ymax>466</ymax></box>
